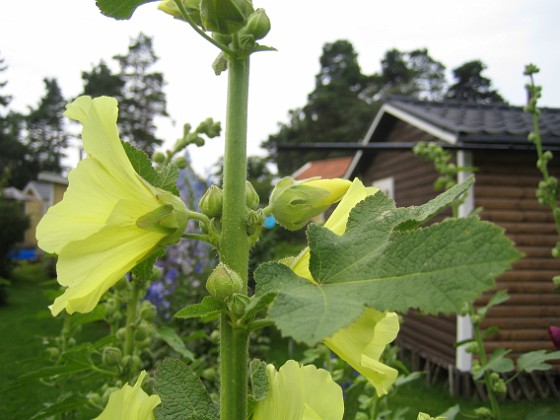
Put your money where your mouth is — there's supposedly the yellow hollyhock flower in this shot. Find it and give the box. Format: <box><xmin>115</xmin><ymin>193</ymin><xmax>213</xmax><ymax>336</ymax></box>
<box><xmin>290</xmin><ymin>178</ymin><xmax>400</xmax><ymax>396</ymax></box>
<box><xmin>36</xmin><ymin>96</ymin><xmax>188</xmax><ymax>316</ymax></box>
<box><xmin>268</xmin><ymin>177</ymin><xmax>352</xmax><ymax>231</ymax></box>
<box><xmin>253</xmin><ymin>360</ymin><xmax>344</xmax><ymax>420</ymax></box>
<box><xmin>94</xmin><ymin>371</ymin><xmax>161</xmax><ymax>420</ymax></box>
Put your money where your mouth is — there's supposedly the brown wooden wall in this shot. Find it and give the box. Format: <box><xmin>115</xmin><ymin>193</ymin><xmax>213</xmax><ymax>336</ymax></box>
<box><xmin>474</xmin><ymin>151</ymin><xmax>560</xmax><ymax>359</ymax></box>
<box><xmin>358</xmin><ymin>116</ymin><xmax>560</xmax><ymax>367</ymax></box>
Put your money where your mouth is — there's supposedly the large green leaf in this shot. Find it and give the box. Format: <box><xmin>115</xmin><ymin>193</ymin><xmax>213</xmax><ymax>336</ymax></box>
<box><xmin>96</xmin><ymin>0</ymin><xmax>158</xmax><ymax>20</ymax></box>
<box><xmin>155</xmin><ymin>358</ymin><xmax>219</xmax><ymax>420</ymax></box>
<box><xmin>255</xmin><ymin>182</ymin><xmax>521</xmax><ymax>345</ymax></box>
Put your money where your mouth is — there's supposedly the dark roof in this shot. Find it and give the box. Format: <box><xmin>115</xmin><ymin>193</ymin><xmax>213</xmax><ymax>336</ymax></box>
<box><xmin>386</xmin><ymin>95</ymin><xmax>560</xmax><ymax>144</ymax></box>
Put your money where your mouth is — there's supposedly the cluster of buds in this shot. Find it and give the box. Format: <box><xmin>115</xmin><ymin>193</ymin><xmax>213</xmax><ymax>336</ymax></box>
<box><xmin>159</xmin><ymin>0</ymin><xmax>271</xmax><ymax>51</ymax></box>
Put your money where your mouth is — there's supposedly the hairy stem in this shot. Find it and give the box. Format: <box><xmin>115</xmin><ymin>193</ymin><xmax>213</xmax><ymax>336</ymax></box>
<box><xmin>219</xmin><ymin>54</ymin><xmax>251</xmax><ymax>420</ymax></box>
<box><xmin>124</xmin><ymin>281</ymin><xmax>140</xmax><ymax>358</ymax></box>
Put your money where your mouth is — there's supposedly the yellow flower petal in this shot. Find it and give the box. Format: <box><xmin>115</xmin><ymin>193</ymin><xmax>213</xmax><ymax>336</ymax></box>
<box><xmin>253</xmin><ymin>360</ymin><xmax>344</xmax><ymax>420</ymax></box>
<box><xmin>50</xmin><ymin>224</ymin><xmax>164</xmax><ymax>315</ymax></box>
<box><xmin>94</xmin><ymin>371</ymin><xmax>161</xmax><ymax>420</ymax></box>
<box><xmin>324</xmin><ymin>309</ymin><xmax>399</xmax><ymax>396</ymax></box>
<box><xmin>36</xmin><ymin>96</ymin><xmax>188</xmax><ymax>316</ymax></box>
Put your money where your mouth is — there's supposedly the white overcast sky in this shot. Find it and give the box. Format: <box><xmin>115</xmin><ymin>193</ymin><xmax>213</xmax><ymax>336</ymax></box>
<box><xmin>1</xmin><ymin>0</ymin><xmax>559</xmax><ymax>175</ymax></box>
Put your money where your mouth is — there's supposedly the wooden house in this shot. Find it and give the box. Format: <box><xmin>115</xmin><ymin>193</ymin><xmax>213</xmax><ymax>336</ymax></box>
<box><xmin>296</xmin><ymin>96</ymin><xmax>560</xmax><ymax>398</ymax></box>
<box><xmin>3</xmin><ymin>172</ymin><xmax>68</xmax><ymax>250</ymax></box>
<box><xmin>344</xmin><ymin>96</ymin><xmax>560</xmax><ymax>398</ymax></box>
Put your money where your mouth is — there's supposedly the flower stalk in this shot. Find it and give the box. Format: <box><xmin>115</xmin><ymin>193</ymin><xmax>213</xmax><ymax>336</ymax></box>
<box><xmin>219</xmin><ymin>51</ymin><xmax>251</xmax><ymax>420</ymax></box>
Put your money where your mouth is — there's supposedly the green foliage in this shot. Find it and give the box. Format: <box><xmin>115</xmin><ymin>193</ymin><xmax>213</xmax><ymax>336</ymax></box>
<box><xmin>0</xmin><ymin>198</ymin><xmax>29</xmax><ymax>278</ymax></box>
<box><xmin>256</xmin><ymin>179</ymin><xmax>521</xmax><ymax>345</ymax></box>
<box><xmin>95</xmin><ymin>0</ymin><xmax>156</xmax><ymax>19</ymax></box>
<box><xmin>175</xmin><ymin>296</ymin><xmax>226</xmax><ymax>319</ymax></box>
<box><xmin>155</xmin><ymin>358</ymin><xmax>219</xmax><ymax>420</ymax></box>
<box><xmin>365</xmin><ymin>48</ymin><xmax>447</xmax><ymax>102</ymax></box>
<box><xmin>0</xmin><ymin>55</ymin><xmax>36</xmax><ymax>188</ymax></box>
<box><xmin>446</xmin><ymin>60</ymin><xmax>506</xmax><ymax>104</ymax></box>
<box><xmin>24</xmin><ymin>78</ymin><xmax>69</xmax><ymax>174</ymax></box>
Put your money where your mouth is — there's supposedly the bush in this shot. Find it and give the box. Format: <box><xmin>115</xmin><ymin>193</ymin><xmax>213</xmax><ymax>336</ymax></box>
<box><xmin>0</xmin><ymin>198</ymin><xmax>29</xmax><ymax>278</ymax></box>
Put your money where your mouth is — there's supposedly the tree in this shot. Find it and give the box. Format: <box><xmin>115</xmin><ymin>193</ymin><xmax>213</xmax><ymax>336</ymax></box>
<box><xmin>0</xmin><ymin>55</ymin><xmax>35</xmax><ymax>188</ymax></box>
<box><xmin>263</xmin><ymin>40</ymin><xmax>373</xmax><ymax>175</ymax></box>
<box><xmin>446</xmin><ymin>60</ymin><xmax>506</xmax><ymax>104</ymax></box>
<box><xmin>81</xmin><ymin>60</ymin><xmax>125</xmax><ymax>98</ymax></box>
<box><xmin>364</xmin><ymin>48</ymin><xmax>446</xmax><ymax>101</ymax></box>
<box><xmin>113</xmin><ymin>33</ymin><xmax>167</xmax><ymax>155</ymax></box>
<box><xmin>25</xmin><ymin>78</ymin><xmax>69</xmax><ymax>174</ymax></box>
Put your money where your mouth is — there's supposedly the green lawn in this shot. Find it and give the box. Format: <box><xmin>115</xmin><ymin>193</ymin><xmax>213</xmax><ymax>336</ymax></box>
<box><xmin>0</xmin><ymin>263</ymin><xmax>108</xmax><ymax>420</ymax></box>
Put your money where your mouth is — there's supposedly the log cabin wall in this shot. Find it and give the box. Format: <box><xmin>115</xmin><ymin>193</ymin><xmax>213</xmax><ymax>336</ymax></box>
<box><xmin>360</xmin><ymin>117</ymin><xmax>458</xmax><ymax>366</ymax></box>
<box><xmin>473</xmin><ymin>150</ymin><xmax>560</xmax><ymax>361</ymax></box>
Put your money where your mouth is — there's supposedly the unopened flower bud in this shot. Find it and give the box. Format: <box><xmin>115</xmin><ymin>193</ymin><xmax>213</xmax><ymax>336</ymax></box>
<box><xmin>116</xmin><ymin>327</ymin><xmax>127</xmax><ymax>342</ymax></box>
<box><xmin>199</xmin><ymin>185</ymin><xmax>223</xmax><ymax>218</ymax></box>
<box><xmin>173</xmin><ymin>156</ymin><xmax>188</xmax><ymax>169</ymax></box>
<box><xmin>134</xmin><ymin>324</ymin><xmax>150</xmax><ymax>342</ymax></box>
<box><xmin>200</xmin><ymin>0</ymin><xmax>254</xmax><ymax>34</ymax></box>
<box><xmin>228</xmin><ymin>293</ymin><xmax>250</xmax><ymax>317</ymax></box>
<box><xmin>268</xmin><ymin>177</ymin><xmax>351</xmax><ymax>231</ymax></box>
<box><xmin>206</xmin><ymin>263</ymin><xmax>243</xmax><ymax>302</ymax></box>
<box><xmin>158</xmin><ymin>0</ymin><xmax>202</xmax><ymax>26</ymax></box>
<box><xmin>140</xmin><ymin>300</ymin><xmax>157</xmax><ymax>321</ymax></box>
<box><xmin>245</xmin><ymin>180</ymin><xmax>260</xmax><ymax>209</ymax></box>
<box><xmin>102</xmin><ymin>347</ymin><xmax>122</xmax><ymax>366</ymax></box>
<box><xmin>152</xmin><ymin>151</ymin><xmax>165</xmax><ymax>164</ymax></box>
<box><xmin>240</xmin><ymin>9</ymin><xmax>271</xmax><ymax>40</ymax></box>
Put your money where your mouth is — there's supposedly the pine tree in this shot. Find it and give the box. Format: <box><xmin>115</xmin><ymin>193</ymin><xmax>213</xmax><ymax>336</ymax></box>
<box><xmin>25</xmin><ymin>78</ymin><xmax>68</xmax><ymax>174</ymax></box>
<box><xmin>446</xmin><ymin>60</ymin><xmax>506</xmax><ymax>104</ymax></box>
<box><xmin>0</xmin><ymin>55</ymin><xmax>36</xmax><ymax>188</ymax></box>
<box><xmin>113</xmin><ymin>33</ymin><xmax>167</xmax><ymax>155</ymax></box>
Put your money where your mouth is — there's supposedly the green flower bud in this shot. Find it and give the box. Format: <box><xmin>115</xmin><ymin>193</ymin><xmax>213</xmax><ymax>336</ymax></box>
<box><xmin>152</xmin><ymin>151</ymin><xmax>165</xmax><ymax>164</ymax></box>
<box><xmin>102</xmin><ymin>347</ymin><xmax>122</xmax><ymax>367</ymax></box>
<box><xmin>45</xmin><ymin>347</ymin><xmax>60</xmax><ymax>359</ymax></box>
<box><xmin>240</xmin><ymin>8</ymin><xmax>271</xmax><ymax>40</ymax></box>
<box><xmin>206</xmin><ymin>263</ymin><xmax>243</xmax><ymax>302</ymax></box>
<box><xmin>228</xmin><ymin>293</ymin><xmax>250</xmax><ymax>317</ymax></box>
<box><xmin>134</xmin><ymin>324</ymin><xmax>150</xmax><ymax>342</ymax></box>
<box><xmin>158</xmin><ymin>0</ymin><xmax>202</xmax><ymax>26</ymax></box>
<box><xmin>200</xmin><ymin>0</ymin><xmax>254</xmax><ymax>34</ymax></box>
<box><xmin>268</xmin><ymin>177</ymin><xmax>352</xmax><ymax>231</ymax></box>
<box><xmin>116</xmin><ymin>327</ymin><xmax>127</xmax><ymax>342</ymax></box>
<box><xmin>173</xmin><ymin>156</ymin><xmax>189</xmax><ymax>169</ymax></box>
<box><xmin>199</xmin><ymin>185</ymin><xmax>224</xmax><ymax>218</ymax></box>
<box><xmin>202</xmin><ymin>367</ymin><xmax>216</xmax><ymax>381</ymax></box>
<box><xmin>140</xmin><ymin>300</ymin><xmax>157</xmax><ymax>321</ymax></box>
<box><xmin>245</xmin><ymin>180</ymin><xmax>260</xmax><ymax>209</ymax></box>
<box><xmin>151</xmin><ymin>266</ymin><xmax>163</xmax><ymax>282</ymax></box>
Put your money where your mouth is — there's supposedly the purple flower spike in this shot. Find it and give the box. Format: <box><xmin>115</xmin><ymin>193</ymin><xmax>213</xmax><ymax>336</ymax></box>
<box><xmin>549</xmin><ymin>325</ymin><xmax>560</xmax><ymax>349</ymax></box>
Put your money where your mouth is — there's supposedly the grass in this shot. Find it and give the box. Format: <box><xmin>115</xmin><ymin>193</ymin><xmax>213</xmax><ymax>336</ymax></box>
<box><xmin>387</xmin><ymin>379</ymin><xmax>560</xmax><ymax>419</ymax></box>
<box><xmin>0</xmin><ymin>263</ymin><xmax>107</xmax><ymax>420</ymax></box>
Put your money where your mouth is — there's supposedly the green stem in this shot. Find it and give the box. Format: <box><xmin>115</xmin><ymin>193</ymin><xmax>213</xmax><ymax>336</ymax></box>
<box><xmin>470</xmin><ymin>303</ymin><xmax>502</xmax><ymax>420</ymax></box>
<box><xmin>219</xmin><ymin>54</ymin><xmax>251</xmax><ymax>420</ymax></box>
<box><xmin>124</xmin><ymin>281</ymin><xmax>140</xmax><ymax>358</ymax></box>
